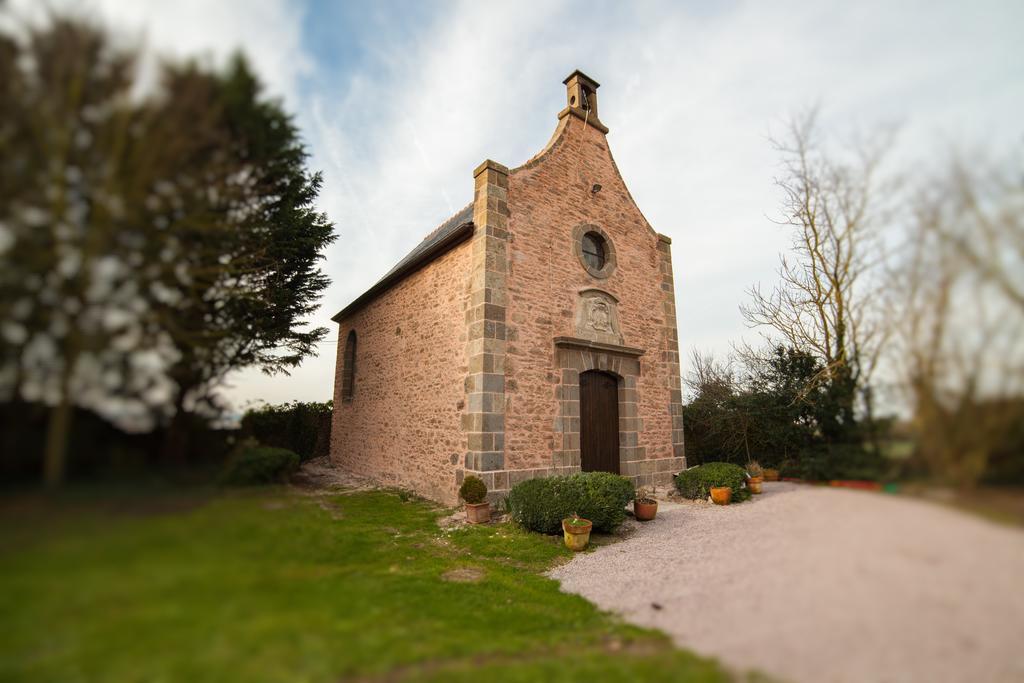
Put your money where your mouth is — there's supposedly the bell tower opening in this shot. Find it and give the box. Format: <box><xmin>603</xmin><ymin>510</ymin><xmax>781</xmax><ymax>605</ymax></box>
<box><xmin>562</xmin><ymin>69</ymin><xmax>606</xmax><ymax>132</ymax></box>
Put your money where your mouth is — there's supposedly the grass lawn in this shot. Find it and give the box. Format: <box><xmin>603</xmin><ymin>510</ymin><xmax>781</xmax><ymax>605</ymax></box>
<box><xmin>0</xmin><ymin>486</ymin><xmax>738</xmax><ymax>682</ymax></box>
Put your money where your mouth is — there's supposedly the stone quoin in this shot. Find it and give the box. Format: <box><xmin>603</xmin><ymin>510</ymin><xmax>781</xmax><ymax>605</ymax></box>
<box><xmin>330</xmin><ymin>70</ymin><xmax>685</xmax><ymax>504</ymax></box>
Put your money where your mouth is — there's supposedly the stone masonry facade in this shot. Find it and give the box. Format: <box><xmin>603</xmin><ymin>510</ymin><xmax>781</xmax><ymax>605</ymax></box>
<box><xmin>331</xmin><ymin>71</ymin><xmax>684</xmax><ymax>505</ymax></box>
<box><xmin>331</xmin><ymin>242</ymin><xmax>471</xmax><ymax>503</ymax></box>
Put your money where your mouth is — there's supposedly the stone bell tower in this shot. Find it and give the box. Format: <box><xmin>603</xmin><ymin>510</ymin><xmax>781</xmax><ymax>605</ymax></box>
<box><xmin>560</xmin><ymin>69</ymin><xmax>608</xmax><ymax>133</ymax></box>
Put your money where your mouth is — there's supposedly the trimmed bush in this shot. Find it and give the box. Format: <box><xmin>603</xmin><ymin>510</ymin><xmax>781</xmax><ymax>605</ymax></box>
<box><xmin>506</xmin><ymin>472</ymin><xmax>635</xmax><ymax>535</ymax></box>
<box><xmin>220</xmin><ymin>446</ymin><xmax>300</xmax><ymax>485</ymax></box>
<box><xmin>674</xmin><ymin>462</ymin><xmax>751</xmax><ymax>503</ymax></box>
<box><xmin>459</xmin><ymin>475</ymin><xmax>488</xmax><ymax>504</ymax></box>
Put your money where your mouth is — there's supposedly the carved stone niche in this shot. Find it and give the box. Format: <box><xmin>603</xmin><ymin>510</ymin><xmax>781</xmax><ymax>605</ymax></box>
<box><xmin>574</xmin><ymin>288</ymin><xmax>623</xmax><ymax>346</ymax></box>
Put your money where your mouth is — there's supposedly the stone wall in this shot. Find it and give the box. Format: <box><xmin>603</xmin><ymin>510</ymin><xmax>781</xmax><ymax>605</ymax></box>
<box><xmin>330</xmin><ymin>241</ymin><xmax>471</xmax><ymax>505</ymax></box>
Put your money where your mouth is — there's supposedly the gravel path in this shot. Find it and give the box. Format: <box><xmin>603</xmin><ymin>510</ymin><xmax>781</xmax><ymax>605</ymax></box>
<box><xmin>549</xmin><ymin>483</ymin><xmax>1024</xmax><ymax>683</ymax></box>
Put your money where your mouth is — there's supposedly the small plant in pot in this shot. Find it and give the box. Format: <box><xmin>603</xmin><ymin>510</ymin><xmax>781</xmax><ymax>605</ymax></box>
<box><xmin>562</xmin><ymin>512</ymin><xmax>593</xmax><ymax>551</ymax></box>
<box><xmin>633</xmin><ymin>486</ymin><xmax>658</xmax><ymax>521</ymax></box>
<box><xmin>762</xmin><ymin>467</ymin><xmax>780</xmax><ymax>482</ymax></box>
<box><xmin>746</xmin><ymin>460</ymin><xmax>764</xmax><ymax>494</ymax></box>
<box><xmin>460</xmin><ymin>475</ymin><xmax>490</xmax><ymax>524</ymax></box>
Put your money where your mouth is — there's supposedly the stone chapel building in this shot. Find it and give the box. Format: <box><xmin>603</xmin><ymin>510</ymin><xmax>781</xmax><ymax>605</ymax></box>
<box><xmin>330</xmin><ymin>71</ymin><xmax>684</xmax><ymax>504</ymax></box>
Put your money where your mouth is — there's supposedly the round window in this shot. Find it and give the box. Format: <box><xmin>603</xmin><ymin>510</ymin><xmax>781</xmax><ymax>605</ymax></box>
<box><xmin>574</xmin><ymin>225</ymin><xmax>616</xmax><ymax>278</ymax></box>
<box><xmin>581</xmin><ymin>232</ymin><xmax>606</xmax><ymax>270</ymax></box>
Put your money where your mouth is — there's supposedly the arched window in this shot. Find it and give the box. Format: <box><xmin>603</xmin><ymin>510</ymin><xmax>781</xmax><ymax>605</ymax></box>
<box><xmin>342</xmin><ymin>330</ymin><xmax>357</xmax><ymax>400</ymax></box>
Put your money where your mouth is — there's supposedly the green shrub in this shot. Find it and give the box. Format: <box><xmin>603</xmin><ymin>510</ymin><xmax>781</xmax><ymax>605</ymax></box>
<box><xmin>797</xmin><ymin>447</ymin><xmax>833</xmax><ymax>481</ymax></box>
<box><xmin>674</xmin><ymin>467</ymin><xmax>704</xmax><ymax>499</ymax></box>
<box><xmin>240</xmin><ymin>401</ymin><xmax>332</xmax><ymax>461</ymax></box>
<box><xmin>506</xmin><ymin>472</ymin><xmax>635</xmax><ymax>535</ymax></box>
<box><xmin>779</xmin><ymin>459</ymin><xmax>801</xmax><ymax>479</ymax></box>
<box><xmin>828</xmin><ymin>443</ymin><xmax>888</xmax><ymax>481</ymax></box>
<box><xmin>674</xmin><ymin>462</ymin><xmax>751</xmax><ymax>503</ymax></box>
<box><xmin>219</xmin><ymin>445</ymin><xmax>300</xmax><ymax>485</ymax></box>
<box><xmin>778</xmin><ymin>445</ymin><xmax>888</xmax><ymax>482</ymax></box>
<box><xmin>459</xmin><ymin>475</ymin><xmax>488</xmax><ymax>504</ymax></box>
<box><xmin>507</xmin><ymin>478</ymin><xmax>563</xmax><ymax>534</ymax></box>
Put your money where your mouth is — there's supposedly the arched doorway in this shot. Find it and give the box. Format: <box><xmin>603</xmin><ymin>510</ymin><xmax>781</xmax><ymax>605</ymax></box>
<box><xmin>580</xmin><ymin>370</ymin><xmax>620</xmax><ymax>473</ymax></box>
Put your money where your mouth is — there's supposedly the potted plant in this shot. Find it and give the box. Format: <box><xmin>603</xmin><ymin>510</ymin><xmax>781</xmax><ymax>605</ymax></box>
<box><xmin>762</xmin><ymin>468</ymin><xmax>780</xmax><ymax>482</ymax></box>
<box><xmin>633</xmin><ymin>487</ymin><xmax>658</xmax><ymax>521</ymax></box>
<box><xmin>562</xmin><ymin>512</ymin><xmax>593</xmax><ymax>551</ymax></box>
<box><xmin>709</xmin><ymin>486</ymin><xmax>732</xmax><ymax>505</ymax></box>
<box><xmin>459</xmin><ymin>475</ymin><xmax>490</xmax><ymax>524</ymax></box>
<box><xmin>746</xmin><ymin>460</ymin><xmax>764</xmax><ymax>494</ymax></box>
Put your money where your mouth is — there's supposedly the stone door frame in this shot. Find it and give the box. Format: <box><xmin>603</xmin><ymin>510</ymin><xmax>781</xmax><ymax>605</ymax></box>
<box><xmin>553</xmin><ymin>337</ymin><xmax>645</xmax><ymax>479</ymax></box>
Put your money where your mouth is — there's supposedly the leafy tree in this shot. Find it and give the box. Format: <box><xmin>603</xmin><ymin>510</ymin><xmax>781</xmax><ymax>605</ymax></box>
<box><xmin>0</xmin><ymin>16</ymin><xmax>334</xmax><ymax>484</ymax></box>
<box><xmin>746</xmin><ymin>346</ymin><xmax>827</xmax><ymax>461</ymax></box>
<box><xmin>681</xmin><ymin>351</ymin><xmax>744</xmax><ymax>464</ymax></box>
<box><xmin>0</xmin><ymin>18</ymin><xmax>189</xmax><ymax>485</ymax></box>
<box><xmin>683</xmin><ymin>347</ymin><xmax>830</xmax><ymax>469</ymax></box>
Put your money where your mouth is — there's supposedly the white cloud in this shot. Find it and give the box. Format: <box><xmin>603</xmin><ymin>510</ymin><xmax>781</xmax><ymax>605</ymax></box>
<box><xmin>7</xmin><ymin>0</ymin><xmax>311</xmax><ymax>103</ymax></box>
<box><xmin>8</xmin><ymin>0</ymin><xmax>1023</xmax><ymax>412</ymax></box>
<box><xmin>212</xmin><ymin>0</ymin><xmax>1024</xmax><ymax>410</ymax></box>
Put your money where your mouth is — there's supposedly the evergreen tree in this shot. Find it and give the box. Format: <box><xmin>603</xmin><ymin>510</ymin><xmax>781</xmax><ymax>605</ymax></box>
<box><xmin>156</xmin><ymin>56</ymin><xmax>335</xmax><ymax>462</ymax></box>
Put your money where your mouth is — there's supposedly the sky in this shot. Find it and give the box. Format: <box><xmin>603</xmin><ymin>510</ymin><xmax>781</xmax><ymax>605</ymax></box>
<box><xmin>12</xmin><ymin>0</ymin><xmax>1024</xmax><ymax>412</ymax></box>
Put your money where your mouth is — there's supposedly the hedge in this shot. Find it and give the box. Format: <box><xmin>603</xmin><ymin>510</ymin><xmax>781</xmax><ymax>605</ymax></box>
<box><xmin>779</xmin><ymin>444</ymin><xmax>888</xmax><ymax>482</ymax></box>
<box><xmin>506</xmin><ymin>472</ymin><xmax>635</xmax><ymax>534</ymax></box>
<box><xmin>240</xmin><ymin>401</ymin><xmax>332</xmax><ymax>461</ymax></box>
<box><xmin>219</xmin><ymin>445</ymin><xmax>300</xmax><ymax>485</ymax></box>
<box><xmin>675</xmin><ymin>462</ymin><xmax>751</xmax><ymax>503</ymax></box>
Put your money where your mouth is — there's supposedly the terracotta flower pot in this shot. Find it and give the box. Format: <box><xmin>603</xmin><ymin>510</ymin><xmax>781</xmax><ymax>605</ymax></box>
<box><xmin>465</xmin><ymin>502</ymin><xmax>491</xmax><ymax>524</ymax></box>
<box><xmin>710</xmin><ymin>486</ymin><xmax>732</xmax><ymax>505</ymax></box>
<box><xmin>562</xmin><ymin>518</ymin><xmax>593</xmax><ymax>551</ymax></box>
<box><xmin>634</xmin><ymin>498</ymin><xmax>658</xmax><ymax>521</ymax></box>
<box><xmin>748</xmin><ymin>476</ymin><xmax>763</xmax><ymax>494</ymax></box>
<box><xmin>762</xmin><ymin>469</ymin><xmax>780</xmax><ymax>482</ymax></box>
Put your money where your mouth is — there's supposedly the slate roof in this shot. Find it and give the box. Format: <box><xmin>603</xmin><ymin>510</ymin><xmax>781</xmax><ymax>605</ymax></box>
<box><xmin>331</xmin><ymin>203</ymin><xmax>475</xmax><ymax>321</ymax></box>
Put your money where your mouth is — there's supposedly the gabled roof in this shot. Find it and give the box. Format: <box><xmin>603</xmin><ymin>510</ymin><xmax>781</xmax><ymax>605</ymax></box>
<box><xmin>331</xmin><ymin>203</ymin><xmax>475</xmax><ymax>322</ymax></box>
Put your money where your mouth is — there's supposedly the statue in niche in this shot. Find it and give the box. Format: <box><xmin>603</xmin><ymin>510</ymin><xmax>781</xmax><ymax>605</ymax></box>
<box><xmin>574</xmin><ymin>289</ymin><xmax>622</xmax><ymax>345</ymax></box>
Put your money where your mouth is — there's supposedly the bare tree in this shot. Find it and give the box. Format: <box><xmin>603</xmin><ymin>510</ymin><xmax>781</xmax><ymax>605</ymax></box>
<box><xmin>892</xmin><ymin>150</ymin><xmax>1024</xmax><ymax>487</ymax></box>
<box><xmin>742</xmin><ymin>109</ymin><xmax>893</xmax><ymax>441</ymax></box>
<box><xmin>683</xmin><ymin>349</ymin><xmax>761</xmax><ymax>463</ymax></box>
<box><xmin>684</xmin><ymin>349</ymin><xmax>735</xmax><ymax>402</ymax></box>
<box><xmin>928</xmin><ymin>152</ymin><xmax>1024</xmax><ymax>311</ymax></box>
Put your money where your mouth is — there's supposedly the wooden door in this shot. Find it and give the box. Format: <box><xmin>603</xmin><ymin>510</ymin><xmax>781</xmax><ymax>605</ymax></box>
<box><xmin>580</xmin><ymin>370</ymin><xmax>620</xmax><ymax>474</ymax></box>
